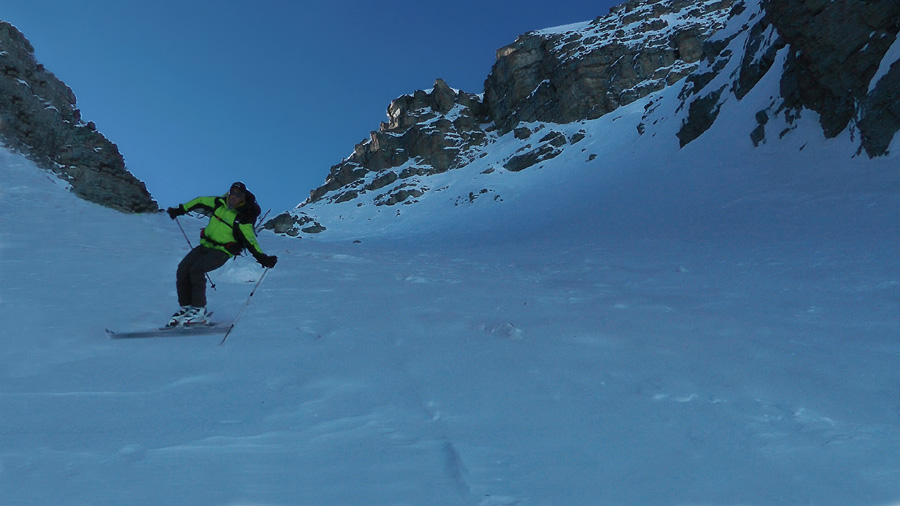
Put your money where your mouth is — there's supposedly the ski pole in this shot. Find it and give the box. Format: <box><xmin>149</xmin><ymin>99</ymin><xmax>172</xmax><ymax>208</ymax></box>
<box><xmin>219</xmin><ymin>267</ymin><xmax>269</xmax><ymax>345</ymax></box>
<box><xmin>255</xmin><ymin>208</ymin><xmax>271</xmax><ymax>234</ymax></box>
<box><xmin>175</xmin><ymin>216</ymin><xmax>216</xmax><ymax>291</ymax></box>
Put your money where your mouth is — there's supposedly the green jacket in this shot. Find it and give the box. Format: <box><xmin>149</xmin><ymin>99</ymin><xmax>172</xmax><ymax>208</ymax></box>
<box><xmin>178</xmin><ymin>196</ymin><xmax>266</xmax><ymax>259</ymax></box>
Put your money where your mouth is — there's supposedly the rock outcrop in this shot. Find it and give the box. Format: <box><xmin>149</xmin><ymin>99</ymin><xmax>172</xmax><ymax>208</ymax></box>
<box><xmin>0</xmin><ymin>21</ymin><xmax>157</xmax><ymax>213</ymax></box>
<box><xmin>306</xmin><ymin>78</ymin><xmax>490</xmax><ymax>205</ymax></box>
<box><xmin>675</xmin><ymin>0</ymin><xmax>900</xmax><ymax>156</ymax></box>
<box><xmin>300</xmin><ymin>0</ymin><xmax>735</xmax><ymax>209</ymax></box>
<box><xmin>484</xmin><ymin>0</ymin><xmax>737</xmax><ymax>133</ymax></box>
<box><xmin>771</xmin><ymin>0</ymin><xmax>900</xmax><ymax>156</ymax></box>
<box><xmin>269</xmin><ymin>0</ymin><xmax>900</xmax><ymax>237</ymax></box>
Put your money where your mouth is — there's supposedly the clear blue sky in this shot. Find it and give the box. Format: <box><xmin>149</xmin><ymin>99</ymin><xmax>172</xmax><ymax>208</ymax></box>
<box><xmin>1</xmin><ymin>0</ymin><xmax>620</xmax><ymax>212</ymax></box>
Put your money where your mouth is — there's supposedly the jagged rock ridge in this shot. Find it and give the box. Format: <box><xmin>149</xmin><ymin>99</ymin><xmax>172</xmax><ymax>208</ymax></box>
<box><xmin>316</xmin><ymin>0</ymin><xmax>733</xmax><ymax>203</ymax></box>
<box><xmin>0</xmin><ymin>21</ymin><xmax>157</xmax><ymax>213</ymax></box>
<box><xmin>267</xmin><ymin>0</ymin><xmax>738</xmax><ymax>236</ymax></box>
<box><xmin>484</xmin><ymin>0</ymin><xmax>738</xmax><ymax>133</ymax></box>
<box><xmin>306</xmin><ymin>79</ymin><xmax>490</xmax><ymax>205</ymax></box>
<box><xmin>268</xmin><ymin>0</ymin><xmax>900</xmax><ymax>238</ymax></box>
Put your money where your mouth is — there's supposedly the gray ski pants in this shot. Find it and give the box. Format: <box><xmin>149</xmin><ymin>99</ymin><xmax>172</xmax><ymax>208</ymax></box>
<box><xmin>176</xmin><ymin>246</ymin><xmax>229</xmax><ymax>308</ymax></box>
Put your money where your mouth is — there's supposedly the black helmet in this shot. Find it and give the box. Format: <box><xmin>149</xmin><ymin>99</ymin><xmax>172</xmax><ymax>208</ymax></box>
<box><xmin>230</xmin><ymin>181</ymin><xmax>248</xmax><ymax>196</ymax></box>
<box><xmin>228</xmin><ymin>181</ymin><xmax>260</xmax><ymax>222</ymax></box>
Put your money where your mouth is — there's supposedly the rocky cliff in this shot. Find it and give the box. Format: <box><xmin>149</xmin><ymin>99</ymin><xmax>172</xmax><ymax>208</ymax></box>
<box><xmin>674</xmin><ymin>0</ymin><xmax>900</xmax><ymax>154</ymax></box>
<box><xmin>0</xmin><ymin>21</ymin><xmax>157</xmax><ymax>213</ymax></box>
<box><xmin>311</xmin><ymin>0</ymin><xmax>734</xmax><ymax>203</ymax></box>
<box><xmin>267</xmin><ymin>0</ymin><xmax>899</xmax><ymax>237</ymax></box>
<box><xmin>267</xmin><ymin>0</ymin><xmax>738</xmax><ymax>236</ymax></box>
<box><xmin>484</xmin><ymin>0</ymin><xmax>738</xmax><ymax>133</ymax></box>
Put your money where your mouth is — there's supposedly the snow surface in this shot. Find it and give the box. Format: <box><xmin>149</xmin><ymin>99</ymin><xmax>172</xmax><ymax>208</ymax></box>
<box><xmin>4</xmin><ymin>118</ymin><xmax>900</xmax><ymax>506</ymax></box>
<box><xmin>869</xmin><ymin>34</ymin><xmax>900</xmax><ymax>93</ymax></box>
<box><xmin>4</xmin><ymin>13</ymin><xmax>900</xmax><ymax>506</ymax></box>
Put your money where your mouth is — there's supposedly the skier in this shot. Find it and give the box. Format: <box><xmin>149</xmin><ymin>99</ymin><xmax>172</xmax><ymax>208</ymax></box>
<box><xmin>165</xmin><ymin>182</ymin><xmax>277</xmax><ymax>327</ymax></box>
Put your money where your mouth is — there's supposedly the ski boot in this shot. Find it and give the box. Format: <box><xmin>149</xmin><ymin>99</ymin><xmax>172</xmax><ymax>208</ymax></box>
<box><xmin>167</xmin><ymin>306</ymin><xmax>191</xmax><ymax>327</ymax></box>
<box><xmin>182</xmin><ymin>306</ymin><xmax>210</xmax><ymax>326</ymax></box>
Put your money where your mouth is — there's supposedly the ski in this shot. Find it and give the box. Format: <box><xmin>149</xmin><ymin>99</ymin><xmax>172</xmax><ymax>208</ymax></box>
<box><xmin>106</xmin><ymin>322</ymin><xmax>229</xmax><ymax>339</ymax></box>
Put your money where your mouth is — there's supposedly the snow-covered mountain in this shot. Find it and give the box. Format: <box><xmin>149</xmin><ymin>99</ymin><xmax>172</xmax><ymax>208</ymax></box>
<box><xmin>266</xmin><ymin>0</ymin><xmax>899</xmax><ymax>240</ymax></box>
<box><xmin>3</xmin><ymin>0</ymin><xmax>900</xmax><ymax>504</ymax></box>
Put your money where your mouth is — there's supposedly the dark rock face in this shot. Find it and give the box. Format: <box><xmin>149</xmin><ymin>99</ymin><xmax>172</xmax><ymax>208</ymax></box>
<box><xmin>859</xmin><ymin>61</ymin><xmax>900</xmax><ymax>156</ymax></box>
<box><xmin>770</xmin><ymin>0</ymin><xmax>899</xmax><ymax>138</ymax></box>
<box><xmin>0</xmin><ymin>21</ymin><xmax>157</xmax><ymax>213</ymax></box>
<box><xmin>769</xmin><ymin>0</ymin><xmax>900</xmax><ymax>156</ymax></box>
<box><xmin>675</xmin><ymin>0</ymin><xmax>900</xmax><ymax>156</ymax></box>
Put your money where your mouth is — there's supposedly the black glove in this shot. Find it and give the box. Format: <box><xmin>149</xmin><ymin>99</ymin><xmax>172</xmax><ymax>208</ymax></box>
<box><xmin>257</xmin><ymin>254</ymin><xmax>277</xmax><ymax>269</ymax></box>
<box><xmin>167</xmin><ymin>206</ymin><xmax>186</xmax><ymax>219</ymax></box>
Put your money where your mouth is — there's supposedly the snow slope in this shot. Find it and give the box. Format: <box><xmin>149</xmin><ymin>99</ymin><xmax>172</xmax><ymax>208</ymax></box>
<box><xmin>3</xmin><ymin>18</ymin><xmax>900</xmax><ymax>506</ymax></box>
